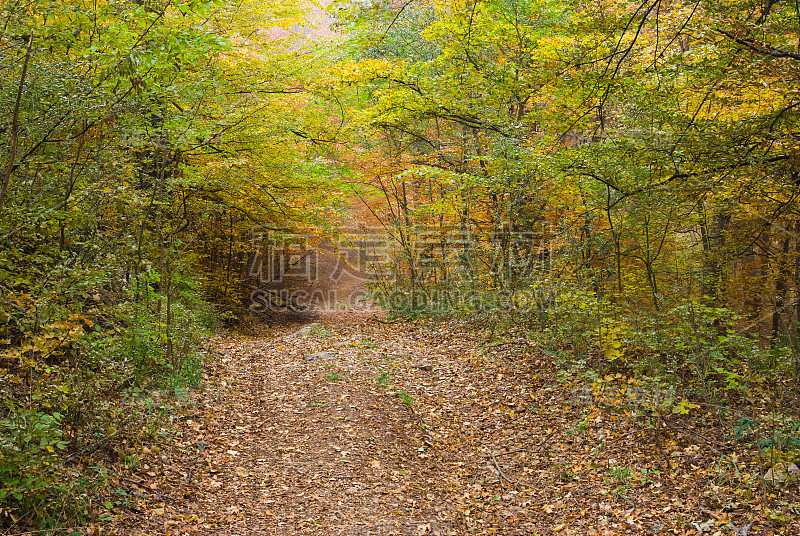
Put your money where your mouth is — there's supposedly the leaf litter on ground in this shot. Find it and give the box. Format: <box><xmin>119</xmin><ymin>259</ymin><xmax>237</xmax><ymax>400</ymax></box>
<box><xmin>100</xmin><ymin>313</ymin><xmax>799</xmax><ymax>536</ymax></box>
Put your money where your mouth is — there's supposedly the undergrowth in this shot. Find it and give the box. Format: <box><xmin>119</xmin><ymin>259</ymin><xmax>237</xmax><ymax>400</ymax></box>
<box><xmin>379</xmin><ymin>284</ymin><xmax>800</xmax><ymax>526</ymax></box>
<box><xmin>0</xmin><ymin>264</ymin><xmax>215</xmax><ymax>530</ymax></box>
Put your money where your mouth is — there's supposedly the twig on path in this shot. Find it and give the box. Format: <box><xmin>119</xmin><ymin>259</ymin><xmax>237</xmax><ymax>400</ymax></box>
<box><xmin>607</xmin><ymin>427</ymin><xmax>647</xmax><ymax>442</ymax></box>
<box><xmin>535</xmin><ymin>428</ymin><xmax>560</xmax><ymax>455</ymax></box>
<box><xmin>663</xmin><ymin>418</ymin><xmax>733</xmax><ymax>451</ymax></box>
<box><xmin>369</xmin><ymin>317</ymin><xmax>404</xmax><ymax>325</ymax></box>
<box><xmin>491</xmin><ymin>452</ymin><xmax>516</xmax><ymax>485</ymax></box>
<box><xmin>64</xmin><ymin>432</ymin><xmax>119</xmax><ymax>463</ymax></box>
<box><xmin>481</xmin><ymin>448</ymin><xmax>529</xmax><ymax>458</ymax></box>
<box><xmin>481</xmin><ymin>338</ymin><xmax>535</xmax><ymax>350</ymax></box>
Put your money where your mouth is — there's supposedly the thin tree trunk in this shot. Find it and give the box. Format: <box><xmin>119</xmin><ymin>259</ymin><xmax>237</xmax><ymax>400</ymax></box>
<box><xmin>0</xmin><ymin>33</ymin><xmax>34</xmax><ymax>216</ymax></box>
<box><xmin>773</xmin><ymin>232</ymin><xmax>791</xmax><ymax>344</ymax></box>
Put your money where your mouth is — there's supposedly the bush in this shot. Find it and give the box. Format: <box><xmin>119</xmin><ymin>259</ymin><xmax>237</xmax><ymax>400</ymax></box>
<box><xmin>0</xmin><ymin>266</ymin><xmax>215</xmax><ymax>527</ymax></box>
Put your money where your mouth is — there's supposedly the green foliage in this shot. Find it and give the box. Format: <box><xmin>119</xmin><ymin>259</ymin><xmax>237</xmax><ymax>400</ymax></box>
<box><xmin>310</xmin><ymin>324</ymin><xmax>333</xmax><ymax>338</ymax></box>
<box><xmin>758</xmin><ymin>416</ymin><xmax>800</xmax><ymax>464</ymax></box>
<box><xmin>324</xmin><ymin>371</ymin><xmax>344</xmax><ymax>382</ymax></box>
<box><xmin>375</xmin><ymin>371</ymin><xmax>391</xmax><ymax>388</ymax></box>
<box><xmin>0</xmin><ymin>270</ymin><xmax>212</xmax><ymax>523</ymax></box>
<box><xmin>332</xmin><ymin>0</ymin><xmax>800</xmax><ymax>380</ymax></box>
<box><xmin>0</xmin><ymin>407</ymin><xmax>66</xmax><ymax>506</ymax></box>
<box><xmin>398</xmin><ymin>390</ymin><xmax>415</xmax><ymax>407</ymax></box>
<box><xmin>0</xmin><ymin>0</ymin><xmax>336</xmax><ymax>525</ymax></box>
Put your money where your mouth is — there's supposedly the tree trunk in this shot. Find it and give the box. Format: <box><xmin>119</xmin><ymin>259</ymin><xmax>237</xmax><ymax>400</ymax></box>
<box><xmin>0</xmin><ymin>34</ymin><xmax>33</xmax><ymax>216</ymax></box>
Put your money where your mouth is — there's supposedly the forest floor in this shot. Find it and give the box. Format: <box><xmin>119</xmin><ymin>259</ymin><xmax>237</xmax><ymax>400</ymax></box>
<box><xmin>101</xmin><ymin>312</ymin><xmax>799</xmax><ymax>536</ymax></box>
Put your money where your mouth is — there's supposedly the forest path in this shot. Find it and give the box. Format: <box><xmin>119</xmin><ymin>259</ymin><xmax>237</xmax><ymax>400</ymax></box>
<box><xmin>106</xmin><ymin>314</ymin><xmax>722</xmax><ymax>536</ymax></box>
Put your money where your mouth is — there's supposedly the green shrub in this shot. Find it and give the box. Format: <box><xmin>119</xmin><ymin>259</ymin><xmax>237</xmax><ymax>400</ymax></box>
<box><xmin>0</xmin><ymin>405</ymin><xmax>68</xmax><ymax>515</ymax></box>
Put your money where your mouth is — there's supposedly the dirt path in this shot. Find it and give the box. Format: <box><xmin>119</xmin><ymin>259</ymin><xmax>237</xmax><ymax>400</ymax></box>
<box><xmin>108</xmin><ymin>314</ymin><xmax>542</xmax><ymax>535</ymax></box>
<box><xmin>106</xmin><ymin>314</ymin><xmax>796</xmax><ymax>536</ymax></box>
<box><xmin>190</xmin><ymin>317</ymin><xmax>462</xmax><ymax>535</ymax></box>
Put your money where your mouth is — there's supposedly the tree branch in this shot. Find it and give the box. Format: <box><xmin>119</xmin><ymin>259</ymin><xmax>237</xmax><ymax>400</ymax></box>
<box><xmin>716</xmin><ymin>28</ymin><xmax>800</xmax><ymax>60</ymax></box>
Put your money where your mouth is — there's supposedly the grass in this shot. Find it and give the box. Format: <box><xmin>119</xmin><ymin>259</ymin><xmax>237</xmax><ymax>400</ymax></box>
<box><xmin>359</xmin><ymin>337</ymin><xmax>378</xmax><ymax>349</ymax></box>
<box><xmin>324</xmin><ymin>372</ymin><xmax>344</xmax><ymax>382</ymax></box>
<box><xmin>376</xmin><ymin>371</ymin><xmax>391</xmax><ymax>388</ymax></box>
<box><xmin>310</xmin><ymin>324</ymin><xmax>333</xmax><ymax>338</ymax></box>
<box><xmin>398</xmin><ymin>390</ymin><xmax>415</xmax><ymax>406</ymax></box>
